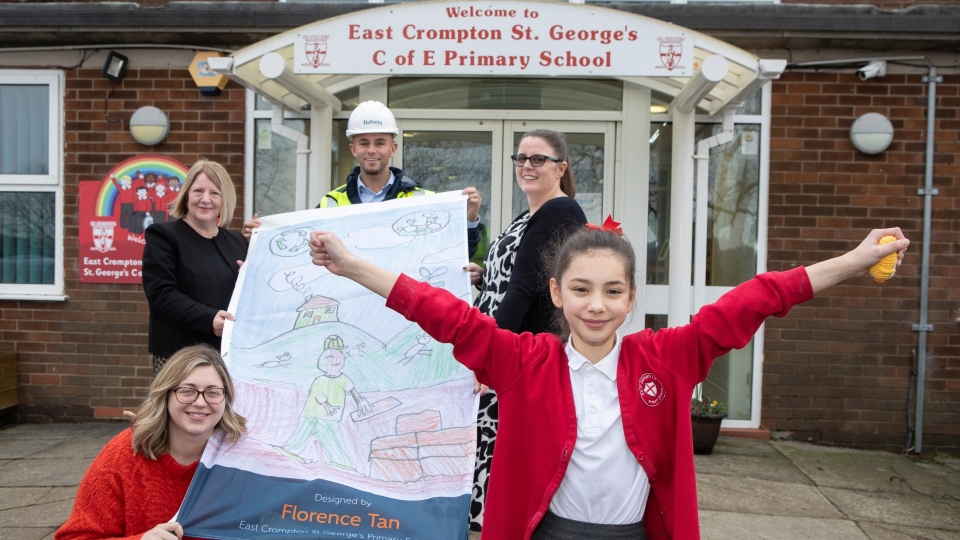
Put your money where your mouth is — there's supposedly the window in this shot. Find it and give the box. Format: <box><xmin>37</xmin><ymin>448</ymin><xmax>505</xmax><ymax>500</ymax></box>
<box><xmin>645</xmin><ymin>86</ymin><xmax>769</xmax><ymax>425</ymax></box>
<box><xmin>0</xmin><ymin>71</ymin><xmax>64</xmax><ymax>299</ymax></box>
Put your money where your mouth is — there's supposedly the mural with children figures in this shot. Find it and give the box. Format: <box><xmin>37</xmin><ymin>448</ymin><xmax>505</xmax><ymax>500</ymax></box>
<box><xmin>78</xmin><ymin>155</ymin><xmax>188</xmax><ymax>283</ymax></box>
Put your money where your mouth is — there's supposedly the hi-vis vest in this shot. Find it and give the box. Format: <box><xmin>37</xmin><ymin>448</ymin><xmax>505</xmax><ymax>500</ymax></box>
<box><xmin>318</xmin><ymin>185</ymin><xmax>429</xmax><ymax>208</ymax></box>
<box><xmin>318</xmin><ymin>169</ymin><xmax>431</xmax><ymax>208</ymax></box>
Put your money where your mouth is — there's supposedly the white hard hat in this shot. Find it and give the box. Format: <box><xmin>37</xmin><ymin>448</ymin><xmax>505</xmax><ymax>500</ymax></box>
<box><xmin>346</xmin><ymin>100</ymin><xmax>399</xmax><ymax>139</ymax></box>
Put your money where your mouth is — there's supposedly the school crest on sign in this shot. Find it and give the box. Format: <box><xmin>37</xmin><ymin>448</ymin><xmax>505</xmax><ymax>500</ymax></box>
<box><xmin>658</xmin><ymin>37</ymin><xmax>684</xmax><ymax>71</ymax></box>
<box><xmin>303</xmin><ymin>35</ymin><xmax>329</xmax><ymax>68</ymax></box>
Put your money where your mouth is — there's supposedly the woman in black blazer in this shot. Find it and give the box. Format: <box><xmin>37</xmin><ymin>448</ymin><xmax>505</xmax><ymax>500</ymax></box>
<box><xmin>142</xmin><ymin>160</ymin><xmax>247</xmax><ymax>375</ymax></box>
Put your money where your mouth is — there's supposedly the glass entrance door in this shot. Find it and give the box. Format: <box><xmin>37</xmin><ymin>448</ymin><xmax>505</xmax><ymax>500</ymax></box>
<box><xmin>503</xmin><ymin>121</ymin><xmax>615</xmax><ymax>228</ymax></box>
<box><xmin>396</xmin><ymin>119</ymin><xmax>615</xmax><ymax>243</ymax></box>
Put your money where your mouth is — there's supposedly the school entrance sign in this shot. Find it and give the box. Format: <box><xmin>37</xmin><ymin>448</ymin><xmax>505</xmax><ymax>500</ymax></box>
<box><xmin>293</xmin><ymin>1</ymin><xmax>692</xmax><ymax>77</ymax></box>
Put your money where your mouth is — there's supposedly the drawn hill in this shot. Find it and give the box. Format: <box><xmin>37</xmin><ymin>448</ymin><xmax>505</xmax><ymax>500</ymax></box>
<box><xmin>226</xmin><ymin>319</ymin><xmax>470</xmax><ymax>393</ymax></box>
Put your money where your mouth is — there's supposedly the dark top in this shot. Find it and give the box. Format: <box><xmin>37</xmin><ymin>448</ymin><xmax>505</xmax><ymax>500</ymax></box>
<box><xmin>479</xmin><ymin>197</ymin><xmax>587</xmax><ymax>335</ymax></box>
<box><xmin>142</xmin><ymin>219</ymin><xmax>247</xmax><ymax>358</ymax></box>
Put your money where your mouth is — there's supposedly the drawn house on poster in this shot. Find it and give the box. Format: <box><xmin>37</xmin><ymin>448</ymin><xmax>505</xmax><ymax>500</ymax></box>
<box><xmin>293</xmin><ymin>294</ymin><xmax>340</xmax><ymax>329</ymax></box>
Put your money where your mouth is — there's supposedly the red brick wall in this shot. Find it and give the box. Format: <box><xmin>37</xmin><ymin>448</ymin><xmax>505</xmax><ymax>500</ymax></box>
<box><xmin>0</xmin><ymin>67</ymin><xmax>246</xmax><ymax>421</ymax></box>
<box><xmin>3</xmin><ymin>65</ymin><xmax>958</xmax><ymax>456</ymax></box>
<box><xmin>765</xmin><ymin>72</ymin><xmax>960</xmax><ymax>453</ymax></box>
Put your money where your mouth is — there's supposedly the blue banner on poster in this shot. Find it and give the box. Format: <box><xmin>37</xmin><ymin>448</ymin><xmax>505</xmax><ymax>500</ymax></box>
<box><xmin>177</xmin><ymin>193</ymin><xmax>476</xmax><ymax>540</ymax></box>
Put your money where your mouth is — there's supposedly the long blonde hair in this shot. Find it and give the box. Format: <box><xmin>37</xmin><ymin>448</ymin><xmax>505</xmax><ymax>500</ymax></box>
<box><xmin>169</xmin><ymin>159</ymin><xmax>237</xmax><ymax>227</ymax></box>
<box><xmin>131</xmin><ymin>345</ymin><xmax>246</xmax><ymax>459</ymax></box>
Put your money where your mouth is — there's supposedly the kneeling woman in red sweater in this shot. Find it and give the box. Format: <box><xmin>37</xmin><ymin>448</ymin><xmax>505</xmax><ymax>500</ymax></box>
<box><xmin>56</xmin><ymin>345</ymin><xmax>246</xmax><ymax>540</ymax></box>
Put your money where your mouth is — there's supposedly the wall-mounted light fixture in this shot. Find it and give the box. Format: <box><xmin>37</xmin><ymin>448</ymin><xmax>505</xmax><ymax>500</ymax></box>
<box><xmin>129</xmin><ymin>106</ymin><xmax>169</xmax><ymax>146</ymax></box>
<box><xmin>101</xmin><ymin>51</ymin><xmax>129</xmax><ymax>82</ymax></box>
<box><xmin>850</xmin><ymin>112</ymin><xmax>894</xmax><ymax>155</ymax></box>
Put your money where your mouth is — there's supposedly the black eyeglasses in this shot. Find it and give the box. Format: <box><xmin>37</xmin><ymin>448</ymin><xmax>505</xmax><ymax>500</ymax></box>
<box><xmin>172</xmin><ymin>387</ymin><xmax>225</xmax><ymax>404</ymax></box>
<box><xmin>511</xmin><ymin>154</ymin><xmax>561</xmax><ymax>167</ymax></box>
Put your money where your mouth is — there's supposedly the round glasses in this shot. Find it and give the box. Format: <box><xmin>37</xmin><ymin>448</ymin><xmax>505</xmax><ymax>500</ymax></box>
<box><xmin>511</xmin><ymin>154</ymin><xmax>561</xmax><ymax>167</ymax></box>
<box><xmin>172</xmin><ymin>387</ymin><xmax>225</xmax><ymax>404</ymax></box>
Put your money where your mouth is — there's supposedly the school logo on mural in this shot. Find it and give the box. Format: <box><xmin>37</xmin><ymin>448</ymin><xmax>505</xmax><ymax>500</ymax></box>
<box><xmin>303</xmin><ymin>34</ymin><xmax>330</xmax><ymax>68</ymax></box>
<box><xmin>639</xmin><ymin>373</ymin><xmax>666</xmax><ymax>407</ymax></box>
<box><xmin>657</xmin><ymin>37</ymin><xmax>684</xmax><ymax>71</ymax></box>
<box><xmin>90</xmin><ymin>221</ymin><xmax>116</xmax><ymax>253</ymax></box>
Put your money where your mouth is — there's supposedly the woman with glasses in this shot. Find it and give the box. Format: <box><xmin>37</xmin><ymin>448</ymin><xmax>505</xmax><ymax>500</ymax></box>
<box><xmin>56</xmin><ymin>344</ymin><xmax>246</xmax><ymax>540</ymax></box>
<box><xmin>466</xmin><ymin>129</ymin><xmax>587</xmax><ymax>533</ymax></box>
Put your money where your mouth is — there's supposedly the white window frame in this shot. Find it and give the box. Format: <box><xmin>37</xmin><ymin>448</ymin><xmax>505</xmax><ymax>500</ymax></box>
<box><xmin>644</xmin><ymin>84</ymin><xmax>771</xmax><ymax>429</ymax></box>
<box><xmin>244</xmin><ymin>90</ymin><xmax>311</xmax><ymax>221</ymax></box>
<box><xmin>0</xmin><ymin>70</ymin><xmax>65</xmax><ymax>301</ymax></box>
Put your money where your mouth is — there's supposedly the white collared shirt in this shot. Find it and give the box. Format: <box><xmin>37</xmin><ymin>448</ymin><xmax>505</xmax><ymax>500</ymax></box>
<box><xmin>549</xmin><ymin>336</ymin><xmax>650</xmax><ymax>524</ymax></box>
<box><xmin>357</xmin><ymin>172</ymin><xmax>396</xmax><ymax>203</ymax></box>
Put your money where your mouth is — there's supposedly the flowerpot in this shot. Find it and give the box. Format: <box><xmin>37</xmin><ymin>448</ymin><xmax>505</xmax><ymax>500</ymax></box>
<box><xmin>691</xmin><ymin>414</ymin><xmax>726</xmax><ymax>455</ymax></box>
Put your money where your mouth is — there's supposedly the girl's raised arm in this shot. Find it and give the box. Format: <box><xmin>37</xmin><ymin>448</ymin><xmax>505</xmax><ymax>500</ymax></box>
<box><xmin>310</xmin><ymin>231</ymin><xmax>398</xmax><ymax>297</ymax></box>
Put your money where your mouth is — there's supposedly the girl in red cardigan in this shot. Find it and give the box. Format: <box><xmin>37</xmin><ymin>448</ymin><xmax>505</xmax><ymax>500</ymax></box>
<box><xmin>310</xmin><ymin>223</ymin><xmax>907</xmax><ymax>540</ymax></box>
<box><xmin>56</xmin><ymin>345</ymin><xmax>246</xmax><ymax>540</ymax></box>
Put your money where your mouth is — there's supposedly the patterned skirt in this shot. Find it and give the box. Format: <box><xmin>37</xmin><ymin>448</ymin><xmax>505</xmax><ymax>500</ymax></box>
<box><xmin>470</xmin><ymin>390</ymin><xmax>498</xmax><ymax>531</ymax></box>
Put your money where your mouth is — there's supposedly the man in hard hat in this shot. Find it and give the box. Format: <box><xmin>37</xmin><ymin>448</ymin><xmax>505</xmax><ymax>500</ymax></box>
<box><xmin>243</xmin><ymin>100</ymin><xmax>482</xmax><ymax>256</ymax></box>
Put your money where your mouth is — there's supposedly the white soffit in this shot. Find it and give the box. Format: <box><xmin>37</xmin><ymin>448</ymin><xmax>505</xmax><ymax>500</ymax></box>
<box><xmin>218</xmin><ymin>0</ymin><xmax>771</xmax><ymax>114</ymax></box>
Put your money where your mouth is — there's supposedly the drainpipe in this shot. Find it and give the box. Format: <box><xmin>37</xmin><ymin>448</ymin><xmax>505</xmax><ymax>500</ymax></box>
<box><xmin>271</xmin><ymin>104</ymin><xmax>310</xmax><ymax>210</ymax></box>
<box><xmin>912</xmin><ymin>67</ymin><xmax>940</xmax><ymax>454</ymax></box>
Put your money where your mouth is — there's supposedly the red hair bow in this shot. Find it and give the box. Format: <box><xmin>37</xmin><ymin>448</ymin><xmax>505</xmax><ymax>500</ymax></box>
<box><xmin>585</xmin><ymin>215</ymin><xmax>623</xmax><ymax>236</ymax></box>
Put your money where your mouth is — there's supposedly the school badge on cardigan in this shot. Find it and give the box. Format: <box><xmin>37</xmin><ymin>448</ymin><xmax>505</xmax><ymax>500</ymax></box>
<box><xmin>639</xmin><ymin>373</ymin><xmax>666</xmax><ymax>407</ymax></box>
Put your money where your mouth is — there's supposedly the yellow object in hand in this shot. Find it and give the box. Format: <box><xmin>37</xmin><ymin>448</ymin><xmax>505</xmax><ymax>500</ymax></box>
<box><xmin>869</xmin><ymin>235</ymin><xmax>898</xmax><ymax>283</ymax></box>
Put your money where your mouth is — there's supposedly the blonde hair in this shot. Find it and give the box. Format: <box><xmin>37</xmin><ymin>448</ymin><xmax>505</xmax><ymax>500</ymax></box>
<box><xmin>169</xmin><ymin>159</ymin><xmax>237</xmax><ymax>227</ymax></box>
<box><xmin>130</xmin><ymin>344</ymin><xmax>246</xmax><ymax>460</ymax></box>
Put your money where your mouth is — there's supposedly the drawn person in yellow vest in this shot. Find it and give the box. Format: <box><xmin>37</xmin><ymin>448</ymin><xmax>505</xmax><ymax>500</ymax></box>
<box><xmin>276</xmin><ymin>336</ymin><xmax>371</xmax><ymax>468</ymax></box>
<box><xmin>241</xmin><ymin>101</ymin><xmax>483</xmax><ymax>257</ymax></box>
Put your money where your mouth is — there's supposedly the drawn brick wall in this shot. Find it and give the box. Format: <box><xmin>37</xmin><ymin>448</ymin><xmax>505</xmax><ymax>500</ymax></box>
<box><xmin>369</xmin><ymin>410</ymin><xmax>474</xmax><ymax>483</ymax></box>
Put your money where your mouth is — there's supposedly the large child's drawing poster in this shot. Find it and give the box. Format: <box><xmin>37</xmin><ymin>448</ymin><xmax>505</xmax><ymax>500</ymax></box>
<box><xmin>177</xmin><ymin>193</ymin><xmax>476</xmax><ymax>540</ymax></box>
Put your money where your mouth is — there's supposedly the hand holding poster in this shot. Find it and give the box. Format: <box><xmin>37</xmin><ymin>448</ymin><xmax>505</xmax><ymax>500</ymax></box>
<box><xmin>176</xmin><ymin>193</ymin><xmax>475</xmax><ymax>540</ymax></box>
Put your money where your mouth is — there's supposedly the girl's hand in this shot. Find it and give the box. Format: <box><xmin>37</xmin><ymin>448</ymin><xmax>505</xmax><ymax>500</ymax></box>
<box><xmin>311</xmin><ymin>231</ymin><xmax>399</xmax><ymax>299</ymax></box>
<box><xmin>849</xmin><ymin>228</ymin><xmax>909</xmax><ymax>275</ymax></box>
<box><xmin>466</xmin><ymin>263</ymin><xmax>483</xmax><ymax>285</ymax></box>
<box><xmin>212</xmin><ymin>310</ymin><xmax>235</xmax><ymax>337</ymax></box>
<box><xmin>141</xmin><ymin>522</ymin><xmax>183</xmax><ymax>540</ymax></box>
<box><xmin>310</xmin><ymin>231</ymin><xmax>356</xmax><ymax>276</ymax></box>
<box><xmin>807</xmin><ymin>228</ymin><xmax>909</xmax><ymax>293</ymax></box>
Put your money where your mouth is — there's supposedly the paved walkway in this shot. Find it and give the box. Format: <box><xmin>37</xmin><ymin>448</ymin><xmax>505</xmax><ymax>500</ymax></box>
<box><xmin>1</xmin><ymin>422</ymin><xmax>959</xmax><ymax>540</ymax></box>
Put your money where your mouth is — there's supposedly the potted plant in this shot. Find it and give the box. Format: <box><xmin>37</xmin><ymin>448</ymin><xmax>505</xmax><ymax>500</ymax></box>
<box><xmin>691</xmin><ymin>393</ymin><xmax>727</xmax><ymax>455</ymax></box>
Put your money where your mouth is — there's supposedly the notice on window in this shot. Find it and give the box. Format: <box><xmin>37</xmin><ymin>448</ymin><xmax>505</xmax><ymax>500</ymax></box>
<box><xmin>258</xmin><ymin>123</ymin><xmax>273</xmax><ymax>150</ymax></box>
<box><xmin>575</xmin><ymin>192</ymin><xmax>603</xmax><ymax>225</ymax></box>
<box><xmin>741</xmin><ymin>130</ymin><xmax>759</xmax><ymax>156</ymax></box>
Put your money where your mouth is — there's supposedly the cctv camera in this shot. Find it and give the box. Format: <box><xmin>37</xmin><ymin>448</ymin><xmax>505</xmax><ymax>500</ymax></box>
<box><xmin>858</xmin><ymin>61</ymin><xmax>887</xmax><ymax>81</ymax></box>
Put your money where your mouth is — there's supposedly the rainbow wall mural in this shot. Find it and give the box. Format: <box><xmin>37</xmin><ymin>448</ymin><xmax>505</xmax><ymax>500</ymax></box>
<box><xmin>94</xmin><ymin>155</ymin><xmax>189</xmax><ymax>217</ymax></box>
